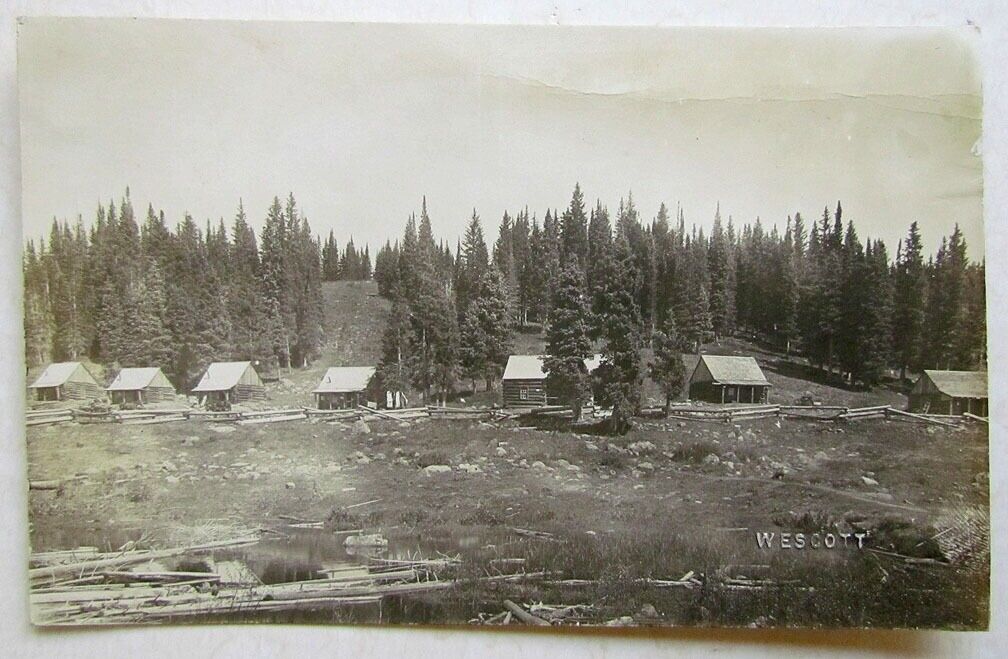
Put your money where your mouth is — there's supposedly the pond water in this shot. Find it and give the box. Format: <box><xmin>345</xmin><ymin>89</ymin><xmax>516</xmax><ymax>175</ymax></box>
<box><xmin>32</xmin><ymin>523</ymin><xmax>522</xmax><ymax>623</ymax></box>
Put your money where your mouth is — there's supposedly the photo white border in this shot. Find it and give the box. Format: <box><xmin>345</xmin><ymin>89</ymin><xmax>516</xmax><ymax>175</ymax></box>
<box><xmin>1</xmin><ymin>2</ymin><xmax>1003</xmax><ymax>657</ymax></box>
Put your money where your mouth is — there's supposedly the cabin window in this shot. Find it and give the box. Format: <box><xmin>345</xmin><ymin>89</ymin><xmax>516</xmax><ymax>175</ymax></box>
<box><xmin>519</xmin><ymin>386</ymin><xmax>529</xmax><ymax>401</ymax></box>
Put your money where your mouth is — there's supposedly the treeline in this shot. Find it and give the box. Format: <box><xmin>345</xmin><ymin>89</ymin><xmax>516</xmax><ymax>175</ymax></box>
<box><xmin>23</xmin><ymin>190</ymin><xmax>324</xmax><ymax>389</ymax></box>
<box><xmin>321</xmin><ymin>231</ymin><xmax>372</xmax><ymax>281</ymax></box>
<box><xmin>371</xmin><ymin>185</ymin><xmax>985</xmax><ymax>419</ymax></box>
<box><xmin>23</xmin><ymin>184</ymin><xmax>985</xmax><ymax>411</ymax></box>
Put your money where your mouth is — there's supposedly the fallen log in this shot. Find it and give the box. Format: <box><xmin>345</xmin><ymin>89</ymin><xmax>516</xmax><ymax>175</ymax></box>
<box><xmin>121</xmin><ymin>414</ymin><xmax>187</xmax><ymax>425</ymax></box>
<box><xmin>239</xmin><ymin>408</ymin><xmax>306</xmax><ymax>418</ymax></box>
<box><xmin>26</xmin><ymin>408</ymin><xmax>75</xmax><ymax>418</ymax></box>
<box><xmin>502</xmin><ymin>599</ymin><xmax>551</xmax><ymax>626</ymax></box>
<box><xmin>963</xmin><ymin>412</ymin><xmax>988</xmax><ymax>423</ymax></box>
<box><xmin>357</xmin><ymin>405</ymin><xmax>419</xmax><ymax>421</ymax></box>
<box><xmin>866</xmin><ymin>547</ymin><xmax>951</xmax><ymax>566</ymax></box>
<box><xmin>885</xmin><ymin>407</ymin><xmax>959</xmax><ymax>428</ymax></box>
<box><xmin>509</xmin><ymin>527</ymin><xmax>557</xmax><ymax>541</ymax></box>
<box><xmin>26</xmin><ymin>416</ymin><xmax>74</xmax><ymax>427</ymax></box>
<box><xmin>30</xmin><ymin>547</ymin><xmax>100</xmax><ymax>565</ymax></box>
<box><xmin>29</xmin><ymin>536</ymin><xmax>261</xmax><ymax>582</ymax></box>
<box><xmin>29</xmin><ymin>480</ymin><xmax>63</xmax><ymax>491</ymax></box>
<box><xmin>237</xmin><ymin>413</ymin><xmax>307</xmax><ymax>425</ymax></box>
<box><xmin>100</xmin><ymin>570</ymin><xmax>222</xmax><ymax>584</ymax></box>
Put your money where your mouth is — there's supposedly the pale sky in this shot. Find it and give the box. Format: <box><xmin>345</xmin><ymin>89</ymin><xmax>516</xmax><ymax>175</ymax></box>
<box><xmin>18</xmin><ymin>19</ymin><xmax>983</xmax><ymax>259</ymax></box>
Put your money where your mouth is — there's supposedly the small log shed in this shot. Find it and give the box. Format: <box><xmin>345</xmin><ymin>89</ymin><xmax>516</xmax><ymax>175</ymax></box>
<box><xmin>28</xmin><ymin>362</ymin><xmax>104</xmax><ymax>402</ymax></box>
<box><xmin>688</xmin><ymin>354</ymin><xmax>771</xmax><ymax>404</ymax></box>
<box><xmin>908</xmin><ymin>370</ymin><xmax>987</xmax><ymax>416</ymax></box>
<box><xmin>106</xmin><ymin>367</ymin><xmax>177</xmax><ymax>405</ymax></box>
<box><xmin>501</xmin><ymin>354</ymin><xmax>602</xmax><ymax>408</ymax></box>
<box><xmin>313</xmin><ymin>366</ymin><xmax>377</xmax><ymax>409</ymax></box>
<box><xmin>191</xmin><ymin>361</ymin><xmax>266</xmax><ymax>405</ymax></box>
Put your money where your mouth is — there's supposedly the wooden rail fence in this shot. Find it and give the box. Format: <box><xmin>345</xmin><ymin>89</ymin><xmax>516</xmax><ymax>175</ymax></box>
<box><xmin>24</xmin><ymin>402</ymin><xmax>985</xmax><ymax>429</ymax></box>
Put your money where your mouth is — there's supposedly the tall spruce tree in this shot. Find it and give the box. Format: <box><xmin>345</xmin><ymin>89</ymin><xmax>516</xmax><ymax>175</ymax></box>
<box><xmin>459</xmin><ymin>266</ymin><xmax>514</xmax><ymax>391</ymax></box>
<box><xmin>893</xmin><ymin>222</ymin><xmax>926</xmax><ymax>379</ymax></box>
<box><xmin>559</xmin><ymin>184</ymin><xmax>589</xmax><ymax>266</ymax></box>
<box><xmin>543</xmin><ymin>261</ymin><xmax>593</xmax><ymax>421</ymax></box>
<box><xmin>594</xmin><ymin>237</ymin><xmax>644</xmax><ymax>433</ymax></box>
<box><xmin>650</xmin><ymin>310</ymin><xmax>687</xmax><ymax>413</ymax></box>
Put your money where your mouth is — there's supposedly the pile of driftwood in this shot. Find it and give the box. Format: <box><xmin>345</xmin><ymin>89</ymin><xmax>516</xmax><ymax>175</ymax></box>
<box><xmin>29</xmin><ymin>534</ymin><xmax>548</xmax><ymax>626</ymax></box>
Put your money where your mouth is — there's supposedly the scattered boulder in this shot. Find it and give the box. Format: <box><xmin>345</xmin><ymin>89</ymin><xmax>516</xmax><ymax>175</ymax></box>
<box><xmin>638</xmin><ymin>603</ymin><xmax>659</xmax><ymax>619</ymax></box>
<box><xmin>496</xmin><ymin>446</ymin><xmax>507</xmax><ymax>457</ymax></box>
<box><xmin>702</xmin><ymin>453</ymin><xmax>720</xmax><ymax>466</ymax></box>
<box><xmin>423</xmin><ymin>464</ymin><xmax>452</xmax><ymax>476</ymax></box>
<box><xmin>861</xmin><ymin>476</ymin><xmax>879</xmax><ymax>487</ymax></box>
<box><xmin>353</xmin><ymin>419</ymin><xmax>371</xmax><ymax>435</ymax></box>
<box><xmin>457</xmin><ymin>463</ymin><xmax>482</xmax><ymax>474</ymax></box>
<box><xmin>606</xmin><ymin>616</ymin><xmax>636</xmax><ymax>627</ymax></box>
<box><xmin>531</xmin><ymin>461</ymin><xmax>548</xmax><ymax>471</ymax></box>
<box><xmin>628</xmin><ymin>440</ymin><xmax>656</xmax><ymax>454</ymax></box>
<box><xmin>770</xmin><ymin>461</ymin><xmax>792</xmax><ymax>479</ymax></box>
<box><xmin>637</xmin><ymin>461</ymin><xmax>655</xmax><ymax>471</ymax></box>
<box><xmin>284</xmin><ymin>481</ymin><xmax>296</xmax><ymax>489</ymax></box>
<box><xmin>344</xmin><ymin>533</ymin><xmax>388</xmax><ymax>547</ymax></box>
<box><xmin>209</xmin><ymin>425</ymin><xmax>236</xmax><ymax>434</ymax></box>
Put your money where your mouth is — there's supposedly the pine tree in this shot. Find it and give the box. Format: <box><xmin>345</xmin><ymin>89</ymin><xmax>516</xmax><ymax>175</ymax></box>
<box><xmin>594</xmin><ymin>237</ymin><xmax>644</xmax><ymax>433</ymax></box>
<box><xmin>373</xmin><ymin>240</ymin><xmax>399</xmax><ymax>298</ymax></box>
<box><xmin>456</xmin><ymin>211</ymin><xmax>489</xmax><ymax>316</ymax></box>
<box><xmin>707</xmin><ymin>204</ymin><xmax>737</xmax><ymax>340</ymax></box>
<box><xmin>522</xmin><ymin>217</ymin><xmax>547</xmax><ymax>325</ymax></box>
<box><xmin>682</xmin><ymin>284</ymin><xmax>713</xmax><ymax>354</ymax></box>
<box><xmin>893</xmin><ymin>222</ymin><xmax>926</xmax><ymax>379</ymax></box>
<box><xmin>493</xmin><ymin>211</ymin><xmax>519</xmax><ymax>322</ymax></box>
<box><xmin>511</xmin><ymin>209</ymin><xmax>531</xmax><ymax>325</ymax></box>
<box><xmin>129</xmin><ymin>263</ymin><xmax>174</xmax><ymax>368</ymax></box>
<box><xmin>375</xmin><ymin>299</ymin><xmax>414</xmax><ymax>399</ymax></box>
<box><xmin>559</xmin><ymin>183</ymin><xmax>588</xmax><ymax>266</ymax></box>
<box><xmin>858</xmin><ymin>240</ymin><xmax>894</xmax><ymax>385</ymax></box>
<box><xmin>459</xmin><ymin>267</ymin><xmax>514</xmax><ymax>392</ymax></box>
<box><xmin>23</xmin><ymin>241</ymin><xmax>55</xmax><ymax>367</ymax></box>
<box><xmin>586</xmin><ymin>202</ymin><xmax>613</xmax><ymax>340</ymax></box>
<box><xmin>543</xmin><ymin>261</ymin><xmax>593</xmax><ymax>420</ymax></box>
<box><xmin>650</xmin><ymin>310</ymin><xmax>687</xmax><ymax>413</ymax></box>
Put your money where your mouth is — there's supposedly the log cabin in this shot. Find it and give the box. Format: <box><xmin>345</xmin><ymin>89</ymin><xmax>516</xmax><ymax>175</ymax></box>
<box><xmin>502</xmin><ymin>354</ymin><xmax>602</xmax><ymax>408</ymax></box>
<box><xmin>28</xmin><ymin>361</ymin><xmax>104</xmax><ymax>402</ymax></box>
<box><xmin>106</xmin><ymin>367</ymin><xmax>177</xmax><ymax>405</ymax></box>
<box><xmin>908</xmin><ymin>370</ymin><xmax>987</xmax><ymax>416</ymax></box>
<box><xmin>191</xmin><ymin>361</ymin><xmax>265</xmax><ymax>405</ymax></box>
<box><xmin>688</xmin><ymin>354</ymin><xmax>771</xmax><ymax>404</ymax></box>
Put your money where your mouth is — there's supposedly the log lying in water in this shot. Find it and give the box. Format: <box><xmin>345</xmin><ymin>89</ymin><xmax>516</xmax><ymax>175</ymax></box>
<box><xmin>29</xmin><ymin>536</ymin><xmax>261</xmax><ymax>583</ymax></box>
<box><xmin>502</xmin><ymin>599</ymin><xmax>551</xmax><ymax>626</ymax></box>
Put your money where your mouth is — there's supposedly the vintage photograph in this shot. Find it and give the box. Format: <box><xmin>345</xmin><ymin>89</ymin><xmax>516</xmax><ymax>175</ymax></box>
<box><xmin>19</xmin><ymin>19</ymin><xmax>988</xmax><ymax>629</ymax></box>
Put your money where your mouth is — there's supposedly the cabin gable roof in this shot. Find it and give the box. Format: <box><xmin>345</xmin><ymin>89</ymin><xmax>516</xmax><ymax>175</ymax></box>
<box><xmin>313</xmin><ymin>366</ymin><xmax>376</xmax><ymax>393</ymax></box>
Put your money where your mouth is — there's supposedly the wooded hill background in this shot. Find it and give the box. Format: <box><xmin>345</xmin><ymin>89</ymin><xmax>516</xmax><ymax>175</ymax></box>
<box><xmin>23</xmin><ymin>185</ymin><xmax>985</xmax><ymax>398</ymax></box>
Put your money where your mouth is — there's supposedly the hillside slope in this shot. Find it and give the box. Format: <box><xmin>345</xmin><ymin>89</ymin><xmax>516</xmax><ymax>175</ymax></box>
<box><xmin>264</xmin><ymin>283</ymin><xmax>903</xmax><ymax>410</ymax></box>
<box><xmin>266</xmin><ymin>280</ymin><xmax>390</xmax><ymax>406</ymax></box>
